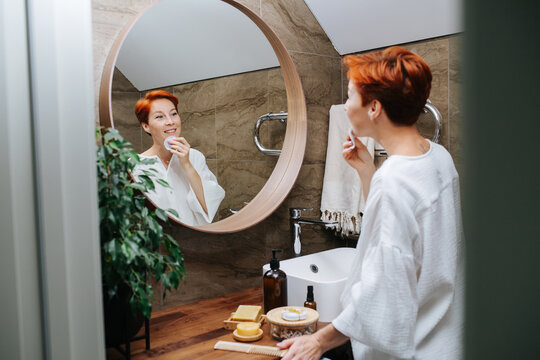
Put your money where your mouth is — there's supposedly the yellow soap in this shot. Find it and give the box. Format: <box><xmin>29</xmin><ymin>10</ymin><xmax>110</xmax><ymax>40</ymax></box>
<box><xmin>232</xmin><ymin>305</ymin><xmax>262</xmax><ymax>321</ymax></box>
<box><xmin>236</xmin><ymin>322</ymin><xmax>260</xmax><ymax>336</ymax></box>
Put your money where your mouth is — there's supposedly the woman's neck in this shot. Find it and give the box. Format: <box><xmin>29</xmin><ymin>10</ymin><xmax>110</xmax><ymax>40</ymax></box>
<box><xmin>376</xmin><ymin>123</ymin><xmax>430</xmax><ymax>157</ymax></box>
<box><xmin>143</xmin><ymin>144</ymin><xmax>173</xmax><ymax>168</ymax></box>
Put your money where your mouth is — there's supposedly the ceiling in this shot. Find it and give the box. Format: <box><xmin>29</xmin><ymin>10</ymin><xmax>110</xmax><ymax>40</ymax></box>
<box><xmin>116</xmin><ymin>0</ymin><xmax>279</xmax><ymax>91</ymax></box>
<box><xmin>303</xmin><ymin>0</ymin><xmax>463</xmax><ymax>55</ymax></box>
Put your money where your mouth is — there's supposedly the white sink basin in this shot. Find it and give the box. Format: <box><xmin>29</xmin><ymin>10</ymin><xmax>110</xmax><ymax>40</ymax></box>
<box><xmin>262</xmin><ymin>247</ymin><xmax>356</xmax><ymax>322</ymax></box>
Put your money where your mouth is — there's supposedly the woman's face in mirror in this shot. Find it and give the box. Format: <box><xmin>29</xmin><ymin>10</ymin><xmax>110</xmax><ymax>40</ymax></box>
<box><xmin>141</xmin><ymin>98</ymin><xmax>182</xmax><ymax>143</ymax></box>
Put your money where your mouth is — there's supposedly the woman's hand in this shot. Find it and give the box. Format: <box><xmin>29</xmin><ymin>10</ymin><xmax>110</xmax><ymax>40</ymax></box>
<box><xmin>343</xmin><ymin>135</ymin><xmax>376</xmax><ymax>199</ymax></box>
<box><xmin>342</xmin><ymin>135</ymin><xmax>375</xmax><ymax>177</ymax></box>
<box><xmin>168</xmin><ymin>137</ymin><xmax>191</xmax><ymax>166</ymax></box>
<box><xmin>277</xmin><ymin>334</ymin><xmax>323</xmax><ymax>360</ymax></box>
<box><xmin>278</xmin><ymin>324</ymin><xmax>349</xmax><ymax>360</ymax></box>
<box><xmin>167</xmin><ymin>137</ymin><xmax>208</xmax><ymax>214</ymax></box>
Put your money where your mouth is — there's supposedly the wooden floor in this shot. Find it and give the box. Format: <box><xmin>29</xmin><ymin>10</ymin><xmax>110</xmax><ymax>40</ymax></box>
<box><xmin>106</xmin><ymin>287</ymin><xmax>299</xmax><ymax>359</ymax></box>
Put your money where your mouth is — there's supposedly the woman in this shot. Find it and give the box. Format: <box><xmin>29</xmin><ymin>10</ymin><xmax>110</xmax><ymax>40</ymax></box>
<box><xmin>278</xmin><ymin>47</ymin><xmax>463</xmax><ymax>359</ymax></box>
<box><xmin>132</xmin><ymin>90</ymin><xmax>225</xmax><ymax>226</ymax></box>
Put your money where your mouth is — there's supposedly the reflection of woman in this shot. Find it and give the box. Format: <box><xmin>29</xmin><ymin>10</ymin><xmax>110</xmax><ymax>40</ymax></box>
<box><xmin>279</xmin><ymin>47</ymin><xmax>463</xmax><ymax>359</ymax></box>
<box><xmin>132</xmin><ymin>90</ymin><xmax>225</xmax><ymax>226</ymax></box>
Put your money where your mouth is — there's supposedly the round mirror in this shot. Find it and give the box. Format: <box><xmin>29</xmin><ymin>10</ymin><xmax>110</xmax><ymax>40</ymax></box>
<box><xmin>99</xmin><ymin>0</ymin><xmax>306</xmax><ymax>233</ymax></box>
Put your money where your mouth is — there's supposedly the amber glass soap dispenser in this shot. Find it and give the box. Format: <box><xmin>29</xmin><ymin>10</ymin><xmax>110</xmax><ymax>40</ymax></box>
<box><xmin>304</xmin><ymin>285</ymin><xmax>317</xmax><ymax>310</ymax></box>
<box><xmin>263</xmin><ymin>249</ymin><xmax>287</xmax><ymax>314</ymax></box>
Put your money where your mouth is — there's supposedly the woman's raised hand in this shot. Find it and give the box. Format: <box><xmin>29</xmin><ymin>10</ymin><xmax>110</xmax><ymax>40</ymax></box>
<box><xmin>168</xmin><ymin>137</ymin><xmax>191</xmax><ymax>165</ymax></box>
<box><xmin>343</xmin><ymin>135</ymin><xmax>375</xmax><ymax>177</ymax></box>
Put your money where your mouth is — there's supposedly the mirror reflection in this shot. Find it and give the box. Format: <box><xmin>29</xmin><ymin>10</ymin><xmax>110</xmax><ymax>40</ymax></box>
<box><xmin>110</xmin><ymin>0</ymin><xmax>288</xmax><ymax>226</ymax></box>
<box><xmin>132</xmin><ymin>90</ymin><xmax>225</xmax><ymax>225</ymax></box>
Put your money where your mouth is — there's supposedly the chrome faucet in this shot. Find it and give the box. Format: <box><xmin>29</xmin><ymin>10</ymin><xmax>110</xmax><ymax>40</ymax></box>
<box><xmin>289</xmin><ymin>207</ymin><xmax>338</xmax><ymax>256</ymax></box>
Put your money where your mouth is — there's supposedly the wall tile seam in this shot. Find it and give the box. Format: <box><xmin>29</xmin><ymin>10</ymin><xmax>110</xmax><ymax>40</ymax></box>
<box><xmin>288</xmin><ymin>49</ymin><xmax>341</xmax><ymax>59</ymax></box>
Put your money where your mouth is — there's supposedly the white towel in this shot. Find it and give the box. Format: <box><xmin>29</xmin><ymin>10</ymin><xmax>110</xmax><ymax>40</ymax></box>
<box><xmin>320</xmin><ymin>104</ymin><xmax>375</xmax><ymax>236</ymax></box>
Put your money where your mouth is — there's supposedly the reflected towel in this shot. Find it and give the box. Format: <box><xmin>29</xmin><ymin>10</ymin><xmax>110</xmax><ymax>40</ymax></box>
<box><xmin>320</xmin><ymin>104</ymin><xmax>375</xmax><ymax>236</ymax></box>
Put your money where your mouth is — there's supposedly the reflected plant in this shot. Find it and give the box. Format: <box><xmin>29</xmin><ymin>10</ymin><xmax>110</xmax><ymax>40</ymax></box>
<box><xmin>96</xmin><ymin>127</ymin><xmax>184</xmax><ymax>318</ymax></box>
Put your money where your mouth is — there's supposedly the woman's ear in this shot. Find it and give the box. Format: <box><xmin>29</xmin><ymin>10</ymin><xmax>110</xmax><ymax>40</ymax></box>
<box><xmin>368</xmin><ymin>100</ymin><xmax>382</xmax><ymax>121</ymax></box>
<box><xmin>141</xmin><ymin>122</ymin><xmax>151</xmax><ymax>135</ymax></box>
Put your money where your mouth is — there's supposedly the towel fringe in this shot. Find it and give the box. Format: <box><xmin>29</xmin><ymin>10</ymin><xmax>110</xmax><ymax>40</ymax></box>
<box><xmin>321</xmin><ymin>210</ymin><xmax>361</xmax><ymax>237</ymax></box>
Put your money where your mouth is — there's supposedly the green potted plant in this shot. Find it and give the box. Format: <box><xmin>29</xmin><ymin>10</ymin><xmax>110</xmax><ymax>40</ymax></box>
<box><xmin>96</xmin><ymin>127</ymin><xmax>185</xmax><ymax>346</ymax></box>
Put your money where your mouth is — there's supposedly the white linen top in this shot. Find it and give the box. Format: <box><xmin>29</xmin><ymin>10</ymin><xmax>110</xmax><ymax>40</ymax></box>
<box><xmin>133</xmin><ymin>149</ymin><xmax>225</xmax><ymax>226</ymax></box>
<box><xmin>332</xmin><ymin>141</ymin><xmax>464</xmax><ymax>360</ymax></box>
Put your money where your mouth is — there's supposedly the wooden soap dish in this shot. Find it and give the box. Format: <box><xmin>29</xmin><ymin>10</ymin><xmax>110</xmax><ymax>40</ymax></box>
<box><xmin>223</xmin><ymin>313</ymin><xmax>266</xmax><ymax>330</ymax></box>
<box><xmin>232</xmin><ymin>328</ymin><xmax>264</xmax><ymax>342</ymax></box>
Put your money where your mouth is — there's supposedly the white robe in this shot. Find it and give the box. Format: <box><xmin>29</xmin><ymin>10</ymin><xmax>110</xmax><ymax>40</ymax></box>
<box><xmin>332</xmin><ymin>141</ymin><xmax>464</xmax><ymax>360</ymax></box>
<box><xmin>133</xmin><ymin>149</ymin><xmax>225</xmax><ymax>226</ymax></box>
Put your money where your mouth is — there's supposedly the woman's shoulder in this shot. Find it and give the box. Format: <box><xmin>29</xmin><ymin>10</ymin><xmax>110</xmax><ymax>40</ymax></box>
<box><xmin>139</xmin><ymin>149</ymin><xmax>157</xmax><ymax>158</ymax></box>
<box><xmin>380</xmin><ymin>141</ymin><xmax>455</xmax><ymax>174</ymax></box>
<box><xmin>371</xmin><ymin>142</ymin><xmax>459</xmax><ymax>204</ymax></box>
<box><xmin>189</xmin><ymin>148</ymin><xmax>205</xmax><ymax>161</ymax></box>
<box><xmin>190</xmin><ymin>148</ymin><xmax>203</xmax><ymax>156</ymax></box>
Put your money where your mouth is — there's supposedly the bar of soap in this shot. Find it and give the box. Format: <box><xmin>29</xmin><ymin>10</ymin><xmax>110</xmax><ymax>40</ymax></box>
<box><xmin>236</xmin><ymin>322</ymin><xmax>260</xmax><ymax>336</ymax></box>
<box><xmin>232</xmin><ymin>305</ymin><xmax>262</xmax><ymax>322</ymax></box>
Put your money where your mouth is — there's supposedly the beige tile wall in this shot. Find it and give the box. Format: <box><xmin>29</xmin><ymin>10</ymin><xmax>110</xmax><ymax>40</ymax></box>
<box><xmin>93</xmin><ymin>0</ymin><xmax>462</xmax><ymax>310</ymax></box>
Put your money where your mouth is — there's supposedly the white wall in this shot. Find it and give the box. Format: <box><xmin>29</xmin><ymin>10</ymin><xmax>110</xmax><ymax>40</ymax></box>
<box><xmin>304</xmin><ymin>0</ymin><xmax>463</xmax><ymax>54</ymax></box>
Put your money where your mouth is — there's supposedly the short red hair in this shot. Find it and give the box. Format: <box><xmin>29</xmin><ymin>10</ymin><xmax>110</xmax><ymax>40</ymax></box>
<box><xmin>344</xmin><ymin>46</ymin><xmax>432</xmax><ymax>125</ymax></box>
<box><xmin>134</xmin><ymin>90</ymin><xmax>179</xmax><ymax>125</ymax></box>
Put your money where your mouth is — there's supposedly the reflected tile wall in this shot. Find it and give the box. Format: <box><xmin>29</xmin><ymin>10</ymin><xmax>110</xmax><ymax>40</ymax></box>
<box><xmin>268</xmin><ymin>67</ymin><xmax>288</xmax><ymax>149</ymax></box>
<box><xmin>215</xmin><ymin>70</ymin><xmax>270</xmax><ymax>160</ymax></box>
<box><xmin>217</xmin><ymin>160</ymin><xmax>277</xmax><ymax>221</ymax></box>
<box><xmin>94</xmin><ymin>0</ymin><xmax>463</xmax><ymax>310</ymax></box>
<box><xmin>111</xmin><ymin>68</ymin><xmax>143</xmax><ymax>151</ymax></box>
<box><xmin>174</xmin><ymin>80</ymin><xmax>217</xmax><ymax>159</ymax></box>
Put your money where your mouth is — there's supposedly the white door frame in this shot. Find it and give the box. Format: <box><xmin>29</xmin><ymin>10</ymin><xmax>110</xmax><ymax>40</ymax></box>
<box><xmin>1</xmin><ymin>0</ymin><xmax>105</xmax><ymax>359</ymax></box>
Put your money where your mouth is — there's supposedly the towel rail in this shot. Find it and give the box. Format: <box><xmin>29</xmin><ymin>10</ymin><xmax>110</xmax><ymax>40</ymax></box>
<box><xmin>423</xmin><ymin>99</ymin><xmax>441</xmax><ymax>144</ymax></box>
<box><xmin>253</xmin><ymin>112</ymin><xmax>287</xmax><ymax>156</ymax></box>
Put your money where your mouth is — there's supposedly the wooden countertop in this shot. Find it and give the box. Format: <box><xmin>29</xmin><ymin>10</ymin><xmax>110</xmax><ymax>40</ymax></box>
<box><xmin>107</xmin><ymin>287</ymin><xmax>327</xmax><ymax>359</ymax></box>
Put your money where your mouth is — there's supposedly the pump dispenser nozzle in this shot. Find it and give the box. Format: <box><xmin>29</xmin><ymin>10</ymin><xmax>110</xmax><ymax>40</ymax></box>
<box><xmin>306</xmin><ymin>285</ymin><xmax>314</xmax><ymax>302</ymax></box>
<box><xmin>270</xmin><ymin>249</ymin><xmax>282</xmax><ymax>270</ymax></box>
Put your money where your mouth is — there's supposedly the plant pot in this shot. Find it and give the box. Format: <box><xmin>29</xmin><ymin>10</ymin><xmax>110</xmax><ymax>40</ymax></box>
<box><xmin>103</xmin><ymin>284</ymin><xmax>145</xmax><ymax>348</ymax></box>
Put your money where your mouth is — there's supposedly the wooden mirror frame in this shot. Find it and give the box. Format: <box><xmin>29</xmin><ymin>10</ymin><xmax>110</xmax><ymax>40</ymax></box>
<box><xmin>99</xmin><ymin>0</ymin><xmax>306</xmax><ymax>233</ymax></box>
